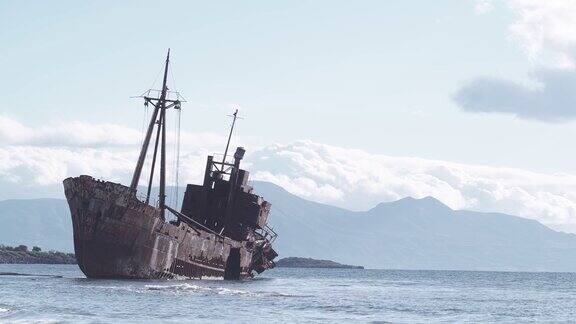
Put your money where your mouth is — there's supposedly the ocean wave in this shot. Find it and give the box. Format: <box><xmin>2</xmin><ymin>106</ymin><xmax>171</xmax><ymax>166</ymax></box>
<box><xmin>73</xmin><ymin>281</ymin><xmax>303</xmax><ymax>299</ymax></box>
<box><xmin>145</xmin><ymin>283</ymin><xmax>254</xmax><ymax>296</ymax></box>
<box><xmin>215</xmin><ymin>287</ymin><xmax>254</xmax><ymax>296</ymax></box>
<box><xmin>268</xmin><ymin>292</ymin><xmax>307</xmax><ymax>298</ymax></box>
<box><xmin>86</xmin><ymin>282</ymin><xmax>302</xmax><ymax>299</ymax></box>
<box><xmin>146</xmin><ymin>283</ymin><xmax>207</xmax><ymax>292</ymax></box>
<box><xmin>0</xmin><ymin>307</ymin><xmax>9</xmax><ymax>313</ymax></box>
<box><xmin>145</xmin><ymin>283</ymin><xmax>307</xmax><ymax>298</ymax></box>
<box><xmin>0</xmin><ymin>272</ymin><xmax>62</xmax><ymax>278</ymax></box>
<box><xmin>200</xmin><ymin>276</ymin><xmax>224</xmax><ymax>281</ymax></box>
<box><xmin>3</xmin><ymin>319</ymin><xmax>60</xmax><ymax>324</ymax></box>
<box><xmin>88</xmin><ymin>285</ymin><xmax>144</xmax><ymax>293</ymax></box>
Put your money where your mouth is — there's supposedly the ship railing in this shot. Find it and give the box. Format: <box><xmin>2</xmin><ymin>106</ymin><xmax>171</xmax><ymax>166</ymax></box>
<box><xmin>257</xmin><ymin>224</ymin><xmax>278</xmax><ymax>244</ymax></box>
<box><xmin>209</xmin><ymin>154</ymin><xmax>235</xmax><ymax>178</ymax></box>
<box><xmin>138</xmin><ymin>89</ymin><xmax>187</xmax><ymax>102</ymax></box>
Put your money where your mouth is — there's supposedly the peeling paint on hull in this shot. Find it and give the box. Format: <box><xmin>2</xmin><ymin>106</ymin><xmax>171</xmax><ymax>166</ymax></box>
<box><xmin>64</xmin><ymin>176</ymin><xmax>252</xmax><ymax>279</ymax></box>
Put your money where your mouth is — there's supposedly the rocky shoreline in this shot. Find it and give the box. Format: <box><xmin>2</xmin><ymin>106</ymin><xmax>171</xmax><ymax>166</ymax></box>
<box><xmin>0</xmin><ymin>245</ymin><xmax>75</xmax><ymax>264</ymax></box>
<box><xmin>1</xmin><ymin>246</ymin><xmax>362</xmax><ymax>269</ymax></box>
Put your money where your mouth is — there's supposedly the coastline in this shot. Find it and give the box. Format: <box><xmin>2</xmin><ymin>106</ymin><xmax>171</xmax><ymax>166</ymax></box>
<box><xmin>275</xmin><ymin>257</ymin><xmax>364</xmax><ymax>269</ymax></box>
<box><xmin>0</xmin><ymin>246</ymin><xmax>75</xmax><ymax>264</ymax></box>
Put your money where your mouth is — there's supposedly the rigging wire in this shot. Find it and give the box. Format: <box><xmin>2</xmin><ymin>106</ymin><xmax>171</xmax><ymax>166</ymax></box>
<box><xmin>139</xmin><ymin>58</ymin><xmax>184</xmax><ymax>214</ymax></box>
<box><xmin>148</xmin><ymin>62</ymin><xmax>164</xmax><ymax>94</ymax></box>
<box><xmin>169</xmin><ymin>59</ymin><xmax>177</xmax><ymax>99</ymax></box>
<box><xmin>135</xmin><ymin>60</ymin><xmax>164</xmax><ymax>195</ymax></box>
<box><xmin>168</xmin><ymin>106</ymin><xmax>182</xmax><ymax>210</ymax></box>
<box><xmin>139</xmin><ymin>103</ymin><xmax>149</xmax><ymax>147</ymax></box>
<box><xmin>168</xmin><ymin>60</ymin><xmax>177</xmax><ymax>210</ymax></box>
<box><xmin>136</xmin><ymin>99</ymin><xmax>151</xmax><ymax>197</ymax></box>
<box><xmin>162</xmin><ymin>59</ymin><xmax>182</xmax><ymax>214</ymax></box>
<box><xmin>168</xmin><ymin>107</ymin><xmax>177</xmax><ymax>212</ymax></box>
<box><xmin>168</xmin><ymin>62</ymin><xmax>182</xmax><ymax>206</ymax></box>
<box><xmin>174</xmin><ymin>107</ymin><xmax>182</xmax><ymax>208</ymax></box>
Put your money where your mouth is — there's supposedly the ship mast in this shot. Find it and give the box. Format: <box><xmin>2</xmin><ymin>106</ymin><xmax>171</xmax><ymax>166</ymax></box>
<box><xmin>131</xmin><ymin>49</ymin><xmax>182</xmax><ymax>219</ymax></box>
<box><xmin>222</xmin><ymin>109</ymin><xmax>239</xmax><ymax>165</ymax></box>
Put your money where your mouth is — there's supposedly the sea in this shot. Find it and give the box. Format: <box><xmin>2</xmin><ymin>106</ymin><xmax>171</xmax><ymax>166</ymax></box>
<box><xmin>0</xmin><ymin>264</ymin><xmax>575</xmax><ymax>323</ymax></box>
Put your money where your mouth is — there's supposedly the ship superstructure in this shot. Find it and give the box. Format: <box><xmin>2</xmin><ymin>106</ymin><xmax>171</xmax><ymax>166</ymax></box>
<box><xmin>63</xmin><ymin>51</ymin><xmax>277</xmax><ymax>279</ymax></box>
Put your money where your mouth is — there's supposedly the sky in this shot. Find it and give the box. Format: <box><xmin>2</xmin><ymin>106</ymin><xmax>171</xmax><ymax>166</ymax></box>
<box><xmin>2</xmin><ymin>1</ymin><xmax>576</xmax><ymax>232</ymax></box>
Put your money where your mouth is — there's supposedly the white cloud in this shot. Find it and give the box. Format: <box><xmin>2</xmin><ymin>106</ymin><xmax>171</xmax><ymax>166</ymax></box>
<box><xmin>475</xmin><ymin>0</ymin><xmax>494</xmax><ymax>15</ymax></box>
<box><xmin>0</xmin><ymin>116</ymin><xmax>34</xmax><ymax>144</ymax></box>
<box><xmin>0</xmin><ymin>115</ymin><xmax>141</xmax><ymax>147</ymax></box>
<box><xmin>0</xmin><ymin>115</ymin><xmax>252</xmax><ymax>195</ymax></box>
<box><xmin>508</xmin><ymin>0</ymin><xmax>576</xmax><ymax>69</ymax></box>
<box><xmin>456</xmin><ymin>1</ymin><xmax>576</xmax><ymax>122</ymax></box>
<box><xmin>0</xmin><ymin>115</ymin><xmax>229</xmax><ymax>149</ymax></box>
<box><xmin>0</xmin><ymin>146</ymin><xmax>135</xmax><ymax>186</ymax></box>
<box><xmin>2</xmin><ymin>116</ymin><xmax>576</xmax><ymax>233</ymax></box>
<box><xmin>250</xmin><ymin>141</ymin><xmax>576</xmax><ymax>232</ymax></box>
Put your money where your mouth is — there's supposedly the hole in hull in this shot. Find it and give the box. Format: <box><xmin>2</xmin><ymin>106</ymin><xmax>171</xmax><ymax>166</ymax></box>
<box><xmin>224</xmin><ymin>248</ymin><xmax>241</xmax><ymax>280</ymax></box>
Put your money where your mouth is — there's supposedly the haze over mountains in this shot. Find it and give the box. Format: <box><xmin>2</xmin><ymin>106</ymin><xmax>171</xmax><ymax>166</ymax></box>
<box><xmin>2</xmin><ymin>138</ymin><xmax>576</xmax><ymax>233</ymax></box>
<box><xmin>0</xmin><ymin>198</ymin><xmax>72</xmax><ymax>252</ymax></box>
<box><xmin>2</xmin><ymin>181</ymin><xmax>576</xmax><ymax>272</ymax></box>
<box><xmin>255</xmin><ymin>182</ymin><xmax>576</xmax><ymax>272</ymax></box>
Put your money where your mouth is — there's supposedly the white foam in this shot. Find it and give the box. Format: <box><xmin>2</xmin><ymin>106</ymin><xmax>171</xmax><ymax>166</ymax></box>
<box><xmin>0</xmin><ymin>307</ymin><xmax>9</xmax><ymax>313</ymax></box>
<box><xmin>200</xmin><ymin>276</ymin><xmax>224</xmax><ymax>281</ymax></box>
<box><xmin>144</xmin><ymin>283</ymin><xmax>253</xmax><ymax>296</ymax></box>
<box><xmin>91</xmin><ymin>285</ymin><xmax>141</xmax><ymax>293</ymax></box>
<box><xmin>269</xmin><ymin>292</ymin><xmax>301</xmax><ymax>297</ymax></box>
<box><xmin>7</xmin><ymin>320</ymin><xmax>59</xmax><ymax>324</ymax></box>
<box><xmin>146</xmin><ymin>283</ymin><xmax>207</xmax><ymax>292</ymax></box>
<box><xmin>216</xmin><ymin>287</ymin><xmax>253</xmax><ymax>296</ymax></box>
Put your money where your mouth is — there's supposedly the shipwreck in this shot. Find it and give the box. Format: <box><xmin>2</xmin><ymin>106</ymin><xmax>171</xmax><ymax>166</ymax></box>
<box><xmin>63</xmin><ymin>50</ymin><xmax>278</xmax><ymax>279</ymax></box>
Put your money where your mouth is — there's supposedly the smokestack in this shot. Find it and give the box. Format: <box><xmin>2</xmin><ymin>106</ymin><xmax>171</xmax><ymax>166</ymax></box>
<box><xmin>234</xmin><ymin>147</ymin><xmax>245</xmax><ymax>164</ymax></box>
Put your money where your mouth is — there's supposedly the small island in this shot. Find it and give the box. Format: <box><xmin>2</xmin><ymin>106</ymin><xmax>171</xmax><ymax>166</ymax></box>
<box><xmin>0</xmin><ymin>247</ymin><xmax>364</xmax><ymax>270</ymax></box>
<box><xmin>275</xmin><ymin>257</ymin><xmax>364</xmax><ymax>269</ymax></box>
<box><xmin>0</xmin><ymin>245</ymin><xmax>76</xmax><ymax>264</ymax></box>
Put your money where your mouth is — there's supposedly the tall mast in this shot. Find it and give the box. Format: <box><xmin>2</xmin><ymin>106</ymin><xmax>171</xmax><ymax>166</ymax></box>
<box><xmin>130</xmin><ymin>103</ymin><xmax>160</xmax><ymax>191</ymax></box>
<box><xmin>222</xmin><ymin>109</ymin><xmax>239</xmax><ymax>165</ymax></box>
<box><xmin>130</xmin><ymin>50</ymin><xmax>172</xmax><ymax>219</ymax></box>
<box><xmin>130</xmin><ymin>50</ymin><xmax>171</xmax><ymax>191</ymax></box>
<box><xmin>145</xmin><ymin>113</ymin><xmax>163</xmax><ymax>204</ymax></box>
<box><xmin>158</xmin><ymin>49</ymin><xmax>170</xmax><ymax>218</ymax></box>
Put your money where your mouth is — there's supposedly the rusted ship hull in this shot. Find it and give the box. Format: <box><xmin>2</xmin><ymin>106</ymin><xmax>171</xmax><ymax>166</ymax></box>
<box><xmin>63</xmin><ymin>52</ymin><xmax>277</xmax><ymax>280</ymax></box>
<box><xmin>64</xmin><ymin>176</ymin><xmax>253</xmax><ymax>279</ymax></box>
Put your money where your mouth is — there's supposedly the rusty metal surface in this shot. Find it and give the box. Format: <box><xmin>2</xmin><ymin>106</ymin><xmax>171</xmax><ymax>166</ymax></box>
<box><xmin>63</xmin><ymin>54</ymin><xmax>276</xmax><ymax>280</ymax></box>
<box><xmin>64</xmin><ymin>176</ymin><xmax>255</xmax><ymax>279</ymax></box>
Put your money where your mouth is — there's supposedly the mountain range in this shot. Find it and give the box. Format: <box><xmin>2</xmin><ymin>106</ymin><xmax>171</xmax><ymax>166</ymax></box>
<box><xmin>1</xmin><ymin>181</ymin><xmax>576</xmax><ymax>271</ymax></box>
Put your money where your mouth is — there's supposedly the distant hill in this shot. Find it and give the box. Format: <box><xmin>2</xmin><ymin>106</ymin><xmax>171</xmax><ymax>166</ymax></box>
<box><xmin>0</xmin><ymin>198</ymin><xmax>72</xmax><ymax>252</ymax></box>
<box><xmin>0</xmin><ymin>245</ymin><xmax>75</xmax><ymax>264</ymax></box>
<box><xmin>276</xmin><ymin>257</ymin><xmax>363</xmax><ymax>269</ymax></box>
<box><xmin>2</xmin><ymin>181</ymin><xmax>576</xmax><ymax>271</ymax></box>
<box><xmin>254</xmin><ymin>181</ymin><xmax>576</xmax><ymax>272</ymax></box>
